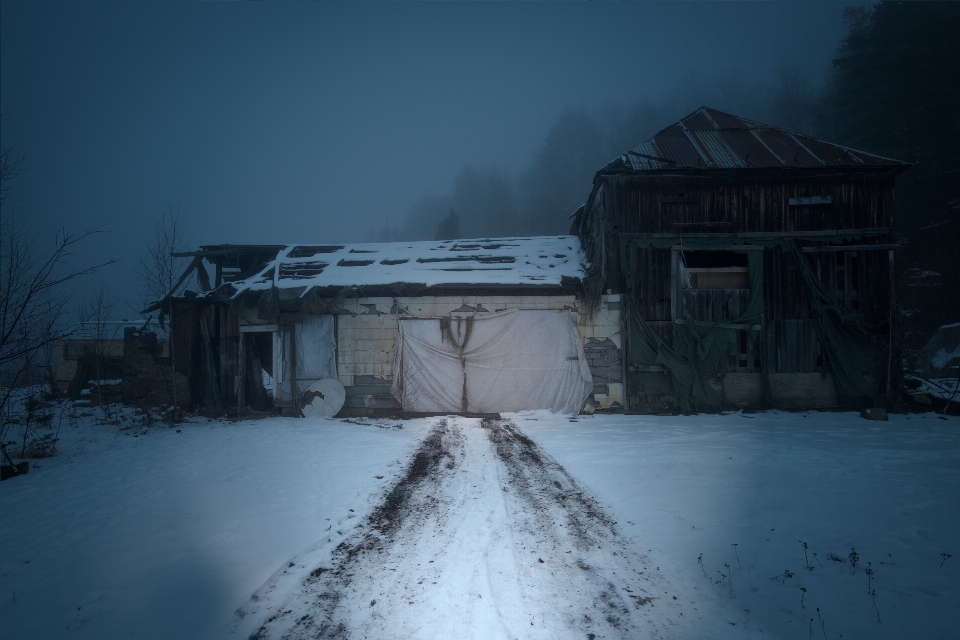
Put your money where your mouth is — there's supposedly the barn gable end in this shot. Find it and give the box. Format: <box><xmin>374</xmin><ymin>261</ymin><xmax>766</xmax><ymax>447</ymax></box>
<box><xmin>573</xmin><ymin>107</ymin><xmax>910</xmax><ymax>413</ymax></box>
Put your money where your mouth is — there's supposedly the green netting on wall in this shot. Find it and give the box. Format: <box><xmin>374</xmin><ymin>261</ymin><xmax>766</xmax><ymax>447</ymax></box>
<box><xmin>620</xmin><ymin>235</ymin><xmax>888</xmax><ymax>413</ymax></box>
<box><xmin>788</xmin><ymin>243</ymin><xmax>887</xmax><ymax>407</ymax></box>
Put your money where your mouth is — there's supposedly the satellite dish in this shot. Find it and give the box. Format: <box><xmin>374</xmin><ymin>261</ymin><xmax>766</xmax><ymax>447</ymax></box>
<box><xmin>301</xmin><ymin>378</ymin><xmax>345</xmax><ymax>418</ymax></box>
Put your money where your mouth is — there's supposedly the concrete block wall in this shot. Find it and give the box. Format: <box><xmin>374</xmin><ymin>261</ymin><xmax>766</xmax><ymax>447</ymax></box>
<box><xmin>578</xmin><ymin>295</ymin><xmax>623</xmax><ymax>409</ymax></box>
<box><xmin>577</xmin><ymin>295</ymin><xmax>622</xmax><ymax>348</ymax></box>
<box><xmin>336</xmin><ymin>302</ymin><xmax>398</xmax><ymax>387</ymax></box>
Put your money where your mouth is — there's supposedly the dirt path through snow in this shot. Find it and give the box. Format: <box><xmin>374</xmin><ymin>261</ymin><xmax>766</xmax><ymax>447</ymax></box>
<box><xmin>244</xmin><ymin>417</ymin><xmax>696</xmax><ymax>639</ymax></box>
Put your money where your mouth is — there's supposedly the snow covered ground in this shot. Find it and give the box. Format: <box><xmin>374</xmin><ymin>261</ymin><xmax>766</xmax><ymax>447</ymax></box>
<box><xmin>516</xmin><ymin>410</ymin><xmax>960</xmax><ymax>639</ymax></box>
<box><xmin>1</xmin><ymin>404</ymin><xmax>957</xmax><ymax>639</ymax></box>
<box><xmin>1</xmin><ymin>407</ymin><xmax>433</xmax><ymax>639</ymax></box>
<box><xmin>241</xmin><ymin>417</ymin><xmax>701</xmax><ymax>640</ymax></box>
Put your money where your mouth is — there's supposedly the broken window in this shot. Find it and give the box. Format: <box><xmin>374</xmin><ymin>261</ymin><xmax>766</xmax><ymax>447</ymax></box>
<box><xmin>680</xmin><ymin>250</ymin><xmax>749</xmax><ymax>290</ymax></box>
<box><xmin>673</xmin><ymin>248</ymin><xmax>760</xmax><ymax>373</ymax></box>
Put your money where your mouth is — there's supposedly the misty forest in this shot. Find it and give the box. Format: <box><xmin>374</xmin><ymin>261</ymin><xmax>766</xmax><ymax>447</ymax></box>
<box><xmin>1</xmin><ymin>3</ymin><xmax>958</xmax><ymax>640</ymax></box>
<box><xmin>380</xmin><ymin>3</ymin><xmax>958</xmax><ymax>349</ymax></box>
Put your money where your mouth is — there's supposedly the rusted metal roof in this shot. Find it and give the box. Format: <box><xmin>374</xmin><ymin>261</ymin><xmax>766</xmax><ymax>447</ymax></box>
<box><xmin>610</xmin><ymin>107</ymin><xmax>909</xmax><ymax>173</ymax></box>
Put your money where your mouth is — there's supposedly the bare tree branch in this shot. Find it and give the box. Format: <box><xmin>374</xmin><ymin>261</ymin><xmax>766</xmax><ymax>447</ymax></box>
<box><xmin>0</xmin><ymin>111</ymin><xmax>26</xmax><ymax>210</ymax></box>
<box><xmin>1</xmin><ymin>223</ymin><xmax>117</xmax><ymax>369</ymax></box>
<box><xmin>135</xmin><ymin>206</ymin><xmax>192</xmax><ymax>324</ymax></box>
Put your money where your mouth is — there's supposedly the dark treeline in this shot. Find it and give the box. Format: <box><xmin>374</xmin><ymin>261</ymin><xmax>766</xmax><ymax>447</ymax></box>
<box><xmin>828</xmin><ymin>2</ymin><xmax>959</xmax><ymax>349</ymax></box>
<box><xmin>375</xmin><ymin>2</ymin><xmax>958</xmax><ymax>348</ymax></box>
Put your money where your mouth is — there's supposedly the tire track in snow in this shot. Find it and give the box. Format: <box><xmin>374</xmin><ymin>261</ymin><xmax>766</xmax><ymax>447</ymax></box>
<box><xmin>246</xmin><ymin>417</ymin><xmax>693</xmax><ymax>639</ymax></box>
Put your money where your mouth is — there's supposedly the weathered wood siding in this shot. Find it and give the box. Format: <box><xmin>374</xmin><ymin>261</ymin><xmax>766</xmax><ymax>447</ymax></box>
<box><xmin>599</xmin><ymin>173</ymin><xmax>896</xmax><ymax>297</ymax></box>
<box><xmin>603</xmin><ymin>173</ymin><xmax>895</xmax><ymax>235</ymax></box>
<box><xmin>594</xmin><ymin>170</ymin><xmax>896</xmax><ymax>410</ymax></box>
<box><xmin>171</xmin><ymin>300</ymin><xmax>240</xmax><ymax>410</ymax></box>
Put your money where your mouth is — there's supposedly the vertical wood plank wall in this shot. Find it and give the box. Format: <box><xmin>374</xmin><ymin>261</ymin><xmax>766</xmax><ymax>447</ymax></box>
<box><xmin>604</xmin><ymin>172</ymin><xmax>895</xmax><ymax>384</ymax></box>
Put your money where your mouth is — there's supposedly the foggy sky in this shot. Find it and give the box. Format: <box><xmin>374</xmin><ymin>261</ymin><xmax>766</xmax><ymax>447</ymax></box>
<box><xmin>1</xmin><ymin>2</ymin><xmax>853</xmax><ymax>309</ymax></box>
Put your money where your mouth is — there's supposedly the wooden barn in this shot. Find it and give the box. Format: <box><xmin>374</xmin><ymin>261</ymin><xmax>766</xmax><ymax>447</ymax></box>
<box><xmin>151</xmin><ymin>237</ymin><xmax>622</xmax><ymax>417</ymax></box>
<box><xmin>572</xmin><ymin>107</ymin><xmax>910</xmax><ymax>413</ymax></box>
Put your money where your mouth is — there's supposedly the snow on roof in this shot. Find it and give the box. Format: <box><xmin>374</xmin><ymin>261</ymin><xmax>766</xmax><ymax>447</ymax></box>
<box><xmin>227</xmin><ymin>236</ymin><xmax>587</xmax><ymax>295</ymax></box>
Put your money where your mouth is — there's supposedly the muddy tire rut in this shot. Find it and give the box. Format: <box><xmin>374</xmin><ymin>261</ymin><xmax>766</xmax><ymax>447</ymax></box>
<box><xmin>246</xmin><ymin>417</ymin><xmax>690</xmax><ymax>639</ymax></box>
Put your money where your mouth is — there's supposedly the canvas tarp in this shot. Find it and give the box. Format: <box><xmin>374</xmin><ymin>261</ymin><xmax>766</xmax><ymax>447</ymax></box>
<box><xmin>391</xmin><ymin>310</ymin><xmax>593</xmax><ymax>415</ymax></box>
<box><xmin>273</xmin><ymin>315</ymin><xmax>337</xmax><ymax>400</ymax></box>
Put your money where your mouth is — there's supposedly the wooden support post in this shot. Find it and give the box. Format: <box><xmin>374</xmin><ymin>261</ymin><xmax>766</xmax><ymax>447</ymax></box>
<box><xmin>169</xmin><ymin>300</ymin><xmax>177</xmax><ymax>412</ymax></box>
<box><xmin>622</xmin><ymin>296</ymin><xmax>630</xmax><ymax>413</ymax></box>
<box><xmin>600</xmin><ymin>221</ymin><xmax>606</xmax><ymax>283</ymax></box>
<box><xmin>218</xmin><ymin>306</ymin><xmax>229</xmax><ymax>406</ymax></box>
<box><xmin>199</xmin><ymin>307</ymin><xmax>222</xmax><ymax>411</ymax></box>
<box><xmin>289</xmin><ymin>322</ymin><xmax>299</xmax><ymax>416</ymax></box>
<box><xmin>333</xmin><ymin>314</ymin><xmax>339</xmax><ymax>380</ymax></box>
<box><xmin>250</xmin><ymin>335</ymin><xmax>266</xmax><ymax>410</ymax></box>
<box><xmin>888</xmin><ymin>249</ymin><xmax>896</xmax><ymax>308</ymax></box>
<box><xmin>843</xmin><ymin>251</ymin><xmax>852</xmax><ymax>311</ymax></box>
<box><xmin>887</xmin><ymin>249</ymin><xmax>896</xmax><ymax>400</ymax></box>
<box><xmin>670</xmin><ymin>247</ymin><xmax>679</xmax><ymax>321</ymax></box>
<box><xmin>760</xmin><ymin>312</ymin><xmax>770</xmax><ymax>405</ymax></box>
<box><xmin>237</xmin><ymin>333</ymin><xmax>245</xmax><ymax>419</ymax></box>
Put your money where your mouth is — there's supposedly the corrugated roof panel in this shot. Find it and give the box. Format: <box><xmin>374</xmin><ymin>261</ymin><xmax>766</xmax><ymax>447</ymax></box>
<box><xmin>754</xmin><ymin>129</ymin><xmax>821</xmax><ymax>167</ymax></box>
<box><xmin>718</xmin><ymin>129</ymin><xmax>782</xmax><ymax>167</ymax></box>
<box><xmin>690</xmin><ymin>130</ymin><xmax>746</xmax><ymax>168</ymax></box>
<box><xmin>847</xmin><ymin>149</ymin><xmax>897</xmax><ymax>167</ymax></box>
<box><xmin>800</xmin><ymin>136</ymin><xmax>895</xmax><ymax>167</ymax></box>
<box><xmin>702</xmin><ymin>108</ymin><xmax>753</xmax><ymax>130</ymax></box>
<box><xmin>681</xmin><ymin>109</ymin><xmax>716</xmax><ymax>131</ymax></box>
<box><xmin>648</xmin><ymin>125</ymin><xmax>703</xmax><ymax>168</ymax></box>
<box><xmin>602</xmin><ymin>107</ymin><xmax>909</xmax><ymax>174</ymax></box>
<box><xmin>624</xmin><ymin>143</ymin><xmax>674</xmax><ymax>171</ymax></box>
<box><xmin>793</xmin><ymin>135</ymin><xmax>853</xmax><ymax>166</ymax></box>
<box><xmin>632</xmin><ymin>141</ymin><xmax>657</xmax><ymax>157</ymax></box>
<box><xmin>625</xmin><ymin>154</ymin><xmax>669</xmax><ymax>171</ymax></box>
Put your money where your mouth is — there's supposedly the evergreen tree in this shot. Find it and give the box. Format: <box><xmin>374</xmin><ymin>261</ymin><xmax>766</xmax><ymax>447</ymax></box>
<box><xmin>518</xmin><ymin>108</ymin><xmax>609</xmax><ymax>236</ymax></box>
<box><xmin>452</xmin><ymin>166</ymin><xmax>519</xmax><ymax>239</ymax></box>
<box><xmin>830</xmin><ymin>1</ymin><xmax>960</xmax><ymax>348</ymax></box>
<box><xmin>435</xmin><ymin>208</ymin><xmax>460</xmax><ymax>241</ymax></box>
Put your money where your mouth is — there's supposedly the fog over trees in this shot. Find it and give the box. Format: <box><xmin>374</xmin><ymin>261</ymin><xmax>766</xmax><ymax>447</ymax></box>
<box><xmin>387</xmin><ymin>66</ymin><xmax>834</xmax><ymax>242</ymax></box>
<box><xmin>0</xmin><ymin>2</ymin><xmax>954</xmax><ymax>351</ymax></box>
<box><xmin>828</xmin><ymin>3</ymin><xmax>960</xmax><ymax>347</ymax></box>
<box><xmin>382</xmin><ymin>3</ymin><xmax>957</xmax><ymax>349</ymax></box>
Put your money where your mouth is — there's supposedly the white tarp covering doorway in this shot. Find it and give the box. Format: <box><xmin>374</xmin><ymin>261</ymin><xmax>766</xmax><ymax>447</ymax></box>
<box><xmin>273</xmin><ymin>315</ymin><xmax>337</xmax><ymax>401</ymax></box>
<box><xmin>391</xmin><ymin>309</ymin><xmax>593</xmax><ymax>414</ymax></box>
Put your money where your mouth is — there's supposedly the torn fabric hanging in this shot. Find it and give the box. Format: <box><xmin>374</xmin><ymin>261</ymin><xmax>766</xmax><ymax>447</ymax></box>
<box><xmin>391</xmin><ymin>310</ymin><xmax>593</xmax><ymax>415</ymax></box>
<box><xmin>273</xmin><ymin>315</ymin><xmax>337</xmax><ymax>401</ymax></box>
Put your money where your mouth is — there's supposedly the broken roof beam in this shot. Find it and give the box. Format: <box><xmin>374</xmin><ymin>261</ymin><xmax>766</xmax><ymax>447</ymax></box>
<box><xmin>142</xmin><ymin>256</ymin><xmax>203</xmax><ymax>313</ymax></box>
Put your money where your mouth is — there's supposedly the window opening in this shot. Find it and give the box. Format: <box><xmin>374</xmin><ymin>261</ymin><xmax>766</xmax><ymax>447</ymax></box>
<box><xmin>681</xmin><ymin>250</ymin><xmax>749</xmax><ymax>290</ymax></box>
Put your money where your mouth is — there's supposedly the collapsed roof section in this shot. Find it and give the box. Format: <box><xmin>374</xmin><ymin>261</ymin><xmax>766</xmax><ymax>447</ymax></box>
<box><xmin>230</xmin><ymin>236</ymin><xmax>586</xmax><ymax>295</ymax></box>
